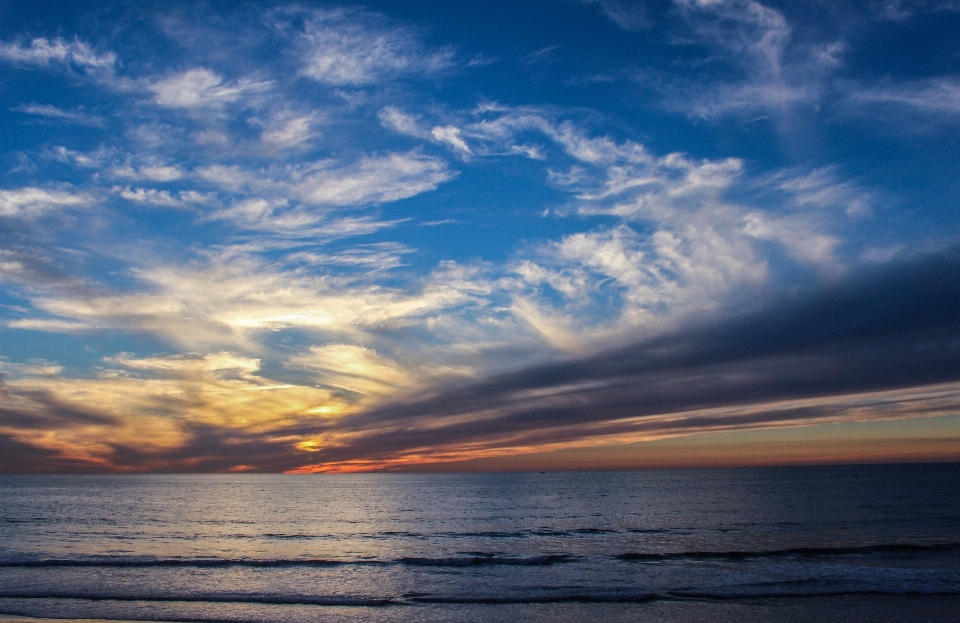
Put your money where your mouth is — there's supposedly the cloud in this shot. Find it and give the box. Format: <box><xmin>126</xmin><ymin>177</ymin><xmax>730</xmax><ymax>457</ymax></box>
<box><xmin>9</xmin><ymin>246</ymin><xmax>486</xmax><ymax>351</ymax></box>
<box><xmin>379</xmin><ymin>107</ymin><xmax>472</xmax><ymax>155</ymax></box>
<box><xmin>209</xmin><ymin>202</ymin><xmax>399</xmax><ymax>238</ymax></box>
<box><xmin>510</xmin><ymin>220</ymin><xmax>761</xmax><ymax>351</ymax></box>
<box><xmin>287</xmin><ymin>242</ymin><xmax>414</xmax><ymax>272</ymax></box>
<box><xmin>196</xmin><ymin>151</ymin><xmax>453</xmax><ymax>209</ymax></box>
<box><xmin>582</xmin><ymin>1</ymin><xmax>957</xmax><ymax>129</ymax></box>
<box><xmin>0</xmin><ymin>351</ymin><xmax>349</xmax><ymax>469</ymax></box>
<box><xmin>114</xmin><ymin>186</ymin><xmax>214</xmax><ymax>209</ymax></box>
<box><xmin>529</xmin><ymin>119</ymin><xmax>850</xmax><ymax>273</ymax></box>
<box><xmin>194</xmin><ymin>164</ymin><xmax>251</xmax><ymax>192</ymax></box>
<box><xmin>4</xmin><ymin>89</ymin><xmax>857</xmax><ymax>392</ymax></box>
<box><xmin>0</xmin><ymin>2</ymin><xmax>953</xmax><ymax>473</ymax></box>
<box><xmin>14</xmin><ymin>104</ymin><xmax>104</xmax><ymax>127</ymax></box>
<box><xmin>663</xmin><ymin>0</ymin><xmax>828</xmax><ymax>117</ymax></box>
<box><xmin>379</xmin><ymin>107</ymin><xmax>426</xmax><ymax>137</ymax></box>
<box><xmin>848</xmin><ymin>76</ymin><xmax>960</xmax><ymax>116</ymax></box>
<box><xmin>285</xmin><ymin>246</ymin><xmax>960</xmax><ymax>470</ymax></box>
<box><xmin>0</xmin><ymin>433</ymin><xmax>103</xmax><ymax>473</ymax></box>
<box><xmin>579</xmin><ymin>0</ymin><xmax>651</xmax><ymax>31</ymax></box>
<box><xmin>0</xmin><ymin>187</ymin><xmax>92</xmax><ymax>219</ymax></box>
<box><xmin>590</xmin><ymin>0</ymin><xmax>844</xmax><ymax>121</ymax></box>
<box><xmin>6</xmin><ymin>318</ymin><xmax>93</xmax><ymax>332</ymax></box>
<box><xmin>149</xmin><ymin>68</ymin><xmax>271</xmax><ymax>109</ymax></box>
<box><xmin>259</xmin><ymin>112</ymin><xmax>320</xmax><ymax>150</ymax></box>
<box><xmin>296</xmin><ymin>151</ymin><xmax>454</xmax><ymax>206</ymax></box>
<box><xmin>675</xmin><ymin>0</ymin><xmax>791</xmax><ymax>75</ymax></box>
<box><xmin>0</xmin><ymin>245</ymin><xmax>79</xmax><ymax>290</ymax></box>
<box><xmin>111</xmin><ymin>162</ymin><xmax>186</xmax><ymax>182</ymax></box>
<box><xmin>431</xmin><ymin>126</ymin><xmax>472</xmax><ymax>154</ymax></box>
<box><xmin>509</xmin><ymin>225</ymin><xmax>690</xmax><ymax>351</ymax></box>
<box><xmin>194</xmin><ymin>151</ymin><xmax>453</xmax><ymax>234</ymax></box>
<box><xmin>0</xmin><ymin>37</ymin><xmax>115</xmax><ymax>72</ymax></box>
<box><xmin>871</xmin><ymin>0</ymin><xmax>960</xmax><ymax>21</ymax></box>
<box><xmin>292</xmin><ymin>383</ymin><xmax>960</xmax><ymax>472</ymax></box>
<box><xmin>376</xmin><ymin>106</ymin><xmax>857</xmax><ymax>350</ymax></box>
<box><xmin>292</xmin><ymin>8</ymin><xmax>455</xmax><ymax>86</ymax></box>
<box><xmin>742</xmin><ymin>212</ymin><xmax>839</xmax><ymax>265</ymax></box>
<box><xmin>288</xmin><ymin>344</ymin><xmax>420</xmax><ymax>401</ymax></box>
<box><xmin>41</xmin><ymin>145</ymin><xmax>111</xmax><ymax>169</ymax></box>
<box><xmin>579</xmin><ymin>0</ymin><xmax>952</xmax><ymax>128</ymax></box>
<box><xmin>522</xmin><ymin>45</ymin><xmax>562</xmax><ymax>67</ymax></box>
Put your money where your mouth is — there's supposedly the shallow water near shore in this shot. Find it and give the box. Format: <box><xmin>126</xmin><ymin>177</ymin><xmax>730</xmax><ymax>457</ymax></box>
<box><xmin>2</xmin><ymin>464</ymin><xmax>959</xmax><ymax>622</ymax></box>
<box><xmin>2</xmin><ymin>596</ymin><xmax>960</xmax><ymax>623</ymax></box>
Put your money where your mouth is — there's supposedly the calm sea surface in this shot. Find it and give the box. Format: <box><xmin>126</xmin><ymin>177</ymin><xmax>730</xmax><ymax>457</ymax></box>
<box><xmin>1</xmin><ymin>464</ymin><xmax>959</xmax><ymax>623</ymax></box>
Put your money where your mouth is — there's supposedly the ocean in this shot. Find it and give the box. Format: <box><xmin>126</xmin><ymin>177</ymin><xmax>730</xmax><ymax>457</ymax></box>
<box><xmin>1</xmin><ymin>463</ymin><xmax>959</xmax><ymax>623</ymax></box>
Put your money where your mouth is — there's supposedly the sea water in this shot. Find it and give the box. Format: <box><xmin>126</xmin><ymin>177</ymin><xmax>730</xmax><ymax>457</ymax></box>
<box><xmin>1</xmin><ymin>464</ymin><xmax>959</xmax><ymax>622</ymax></box>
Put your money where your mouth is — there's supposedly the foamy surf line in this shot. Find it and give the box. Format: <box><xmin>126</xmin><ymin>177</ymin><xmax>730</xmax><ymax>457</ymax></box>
<box><xmin>3</xmin><ymin>581</ymin><xmax>960</xmax><ymax>605</ymax></box>
<box><xmin>3</xmin><ymin>542</ymin><xmax>957</xmax><ymax>568</ymax></box>
<box><xmin>0</xmin><ymin>617</ymin><xmax>200</xmax><ymax>623</ymax></box>
<box><xmin>0</xmin><ymin>554</ymin><xmax>579</xmax><ymax>568</ymax></box>
<box><xmin>6</xmin><ymin>597</ymin><xmax>960</xmax><ymax>623</ymax></box>
<box><xmin>615</xmin><ymin>542</ymin><xmax>960</xmax><ymax>562</ymax></box>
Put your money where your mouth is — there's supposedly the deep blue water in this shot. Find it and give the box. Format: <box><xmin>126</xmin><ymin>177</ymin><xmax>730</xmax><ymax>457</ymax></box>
<box><xmin>1</xmin><ymin>464</ymin><xmax>959</xmax><ymax>622</ymax></box>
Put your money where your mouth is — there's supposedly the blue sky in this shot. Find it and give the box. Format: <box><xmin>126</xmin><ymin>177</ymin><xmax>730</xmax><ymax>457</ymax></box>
<box><xmin>1</xmin><ymin>0</ymin><xmax>959</xmax><ymax>472</ymax></box>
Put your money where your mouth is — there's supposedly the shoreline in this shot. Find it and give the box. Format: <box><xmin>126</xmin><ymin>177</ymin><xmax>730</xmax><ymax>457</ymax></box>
<box><xmin>4</xmin><ymin>595</ymin><xmax>960</xmax><ymax>623</ymax></box>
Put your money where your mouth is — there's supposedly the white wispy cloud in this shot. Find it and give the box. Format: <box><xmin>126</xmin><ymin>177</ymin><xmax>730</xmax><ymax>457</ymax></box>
<box><xmin>195</xmin><ymin>164</ymin><xmax>250</xmax><ymax>192</ymax></box>
<box><xmin>743</xmin><ymin>212</ymin><xmax>839</xmax><ymax>265</ymax></box>
<box><xmin>774</xmin><ymin>168</ymin><xmax>873</xmax><ymax>215</ymax></box>
<box><xmin>208</xmin><ymin>202</ymin><xmax>401</xmax><ymax>238</ymax></box>
<box><xmin>675</xmin><ymin>0</ymin><xmax>791</xmax><ymax>76</ymax></box>
<box><xmin>848</xmin><ymin>76</ymin><xmax>960</xmax><ymax>116</ymax></box>
<box><xmin>379</xmin><ymin>107</ymin><xmax>472</xmax><ymax>155</ymax></box>
<box><xmin>665</xmin><ymin>0</ymin><xmax>834</xmax><ymax>118</ymax></box>
<box><xmin>565</xmin><ymin>140</ymin><xmax>846</xmax><ymax>271</ymax></box>
<box><xmin>871</xmin><ymin>0</ymin><xmax>960</xmax><ymax>21</ymax></box>
<box><xmin>379</xmin><ymin>106</ymin><xmax>426</xmax><ymax>136</ymax></box>
<box><xmin>111</xmin><ymin>161</ymin><xmax>186</xmax><ymax>182</ymax></box>
<box><xmin>194</xmin><ymin>151</ymin><xmax>453</xmax><ymax>234</ymax></box>
<box><xmin>287</xmin><ymin>242</ymin><xmax>413</xmax><ymax>271</ymax></box>
<box><xmin>14</xmin><ymin>104</ymin><xmax>104</xmax><ymax>127</ymax></box>
<box><xmin>114</xmin><ymin>186</ymin><xmax>216</xmax><ymax>209</ymax></box>
<box><xmin>390</xmin><ymin>103</ymin><xmax>855</xmax><ymax>285</ymax></box>
<box><xmin>288</xmin><ymin>344</ymin><xmax>420</xmax><ymax>401</ymax></box>
<box><xmin>291</xmin><ymin>8</ymin><xmax>455</xmax><ymax>86</ymax></box>
<box><xmin>296</xmin><ymin>151</ymin><xmax>453</xmax><ymax>205</ymax></box>
<box><xmin>116</xmin><ymin>187</ymin><xmax>182</xmax><ymax>208</ymax></box>
<box><xmin>374</xmin><ymin>106</ymin><xmax>860</xmax><ymax>351</ymax></box>
<box><xmin>585</xmin><ymin>0</ymin><xmax>953</xmax><ymax>129</ymax></box>
<box><xmin>508</xmin><ymin>225</ymin><xmax>691</xmax><ymax>351</ymax></box>
<box><xmin>43</xmin><ymin>145</ymin><xmax>111</xmax><ymax>168</ymax></box>
<box><xmin>12</xmin><ymin>246</ymin><xmax>485</xmax><ymax>350</ymax></box>
<box><xmin>0</xmin><ymin>187</ymin><xmax>92</xmax><ymax>219</ymax></box>
<box><xmin>518</xmin><ymin>115</ymin><xmax>847</xmax><ymax>272</ymax></box>
<box><xmin>259</xmin><ymin>112</ymin><xmax>320</xmax><ymax>150</ymax></box>
<box><xmin>149</xmin><ymin>68</ymin><xmax>272</xmax><ymax>109</ymax></box>
<box><xmin>196</xmin><ymin>151</ymin><xmax>453</xmax><ymax>206</ymax></box>
<box><xmin>579</xmin><ymin>0</ymin><xmax>650</xmax><ymax>30</ymax></box>
<box><xmin>0</xmin><ymin>37</ymin><xmax>115</xmax><ymax>72</ymax></box>
<box><xmin>431</xmin><ymin>126</ymin><xmax>472</xmax><ymax>155</ymax></box>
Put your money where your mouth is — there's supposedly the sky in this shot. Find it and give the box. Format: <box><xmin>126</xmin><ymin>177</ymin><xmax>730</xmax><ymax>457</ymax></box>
<box><xmin>1</xmin><ymin>0</ymin><xmax>959</xmax><ymax>473</ymax></box>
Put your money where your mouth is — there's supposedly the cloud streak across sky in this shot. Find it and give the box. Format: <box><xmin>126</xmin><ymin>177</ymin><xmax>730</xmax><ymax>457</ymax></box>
<box><xmin>0</xmin><ymin>0</ymin><xmax>958</xmax><ymax>472</ymax></box>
